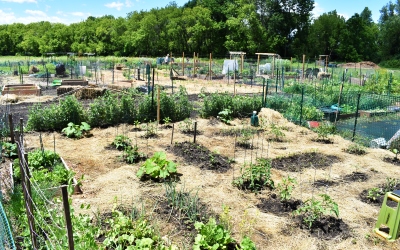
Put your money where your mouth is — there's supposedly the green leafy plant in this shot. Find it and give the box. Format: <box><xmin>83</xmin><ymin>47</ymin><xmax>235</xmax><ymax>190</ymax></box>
<box><xmin>391</xmin><ymin>148</ymin><xmax>399</xmax><ymax>161</ymax></box>
<box><xmin>141</xmin><ymin>121</ymin><xmax>158</xmax><ymax>138</ymax></box>
<box><xmin>62</xmin><ymin>122</ymin><xmax>91</xmax><ymax>139</ymax></box>
<box><xmin>382</xmin><ymin>177</ymin><xmax>399</xmax><ymax>193</ymax></box>
<box><xmin>193</xmin><ymin>218</ymin><xmax>234</xmax><ymax>250</ymax></box>
<box><xmin>239</xmin><ymin>236</ymin><xmax>257</xmax><ymax>250</ymax></box>
<box><xmin>122</xmin><ymin>145</ymin><xmax>145</xmax><ymax>164</ymax></box>
<box><xmin>163</xmin><ymin>117</ymin><xmax>172</xmax><ymax>126</ymax></box>
<box><xmin>136</xmin><ymin>151</ymin><xmax>177</xmax><ymax>180</ymax></box>
<box><xmin>112</xmin><ymin>135</ymin><xmax>132</xmax><ymax>150</ymax></box>
<box><xmin>314</xmin><ymin>121</ymin><xmax>336</xmax><ymax>142</ymax></box>
<box><xmin>218</xmin><ymin>108</ymin><xmax>233</xmax><ymax>124</ymax></box>
<box><xmin>269</xmin><ymin>123</ymin><xmax>285</xmax><ymax>142</ymax></box>
<box><xmin>233</xmin><ymin>158</ymin><xmax>274</xmax><ymax>192</ymax></box>
<box><xmin>277</xmin><ymin>176</ymin><xmax>297</xmax><ymax>202</ymax></box>
<box><xmin>294</xmin><ymin>194</ymin><xmax>339</xmax><ymax>229</ymax></box>
<box><xmin>2</xmin><ymin>142</ymin><xmax>17</xmax><ymax>158</ymax></box>
<box><xmin>178</xmin><ymin>118</ymin><xmax>194</xmax><ymax>134</ymax></box>
<box><xmin>367</xmin><ymin>187</ymin><xmax>381</xmax><ymax>202</ymax></box>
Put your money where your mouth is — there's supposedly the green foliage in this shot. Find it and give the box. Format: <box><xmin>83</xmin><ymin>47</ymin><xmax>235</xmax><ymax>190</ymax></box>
<box><xmin>27</xmin><ymin>95</ymin><xmax>86</xmax><ymax>131</ymax></box>
<box><xmin>314</xmin><ymin>121</ymin><xmax>336</xmax><ymax>141</ymax></box>
<box><xmin>102</xmin><ymin>210</ymin><xmax>157</xmax><ymax>249</ymax></box>
<box><xmin>28</xmin><ymin>149</ymin><xmax>61</xmax><ymax>171</ymax></box>
<box><xmin>269</xmin><ymin>123</ymin><xmax>285</xmax><ymax>141</ymax></box>
<box><xmin>294</xmin><ymin>194</ymin><xmax>339</xmax><ymax>229</ymax></box>
<box><xmin>367</xmin><ymin>187</ymin><xmax>381</xmax><ymax>202</ymax></box>
<box><xmin>112</xmin><ymin>135</ymin><xmax>132</xmax><ymax>150</ymax></box>
<box><xmin>239</xmin><ymin>236</ymin><xmax>257</xmax><ymax>250</ymax></box>
<box><xmin>277</xmin><ymin>176</ymin><xmax>297</xmax><ymax>202</ymax></box>
<box><xmin>201</xmin><ymin>92</ymin><xmax>262</xmax><ymax>119</ymax></box>
<box><xmin>233</xmin><ymin>158</ymin><xmax>274</xmax><ymax>192</ymax></box>
<box><xmin>62</xmin><ymin>122</ymin><xmax>91</xmax><ymax>139</ymax></box>
<box><xmin>193</xmin><ymin>218</ymin><xmax>234</xmax><ymax>250</ymax></box>
<box><xmin>1</xmin><ymin>142</ymin><xmax>17</xmax><ymax>158</ymax></box>
<box><xmin>218</xmin><ymin>108</ymin><xmax>233</xmax><ymax>124</ymax></box>
<box><xmin>122</xmin><ymin>145</ymin><xmax>145</xmax><ymax>164</ymax></box>
<box><xmin>178</xmin><ymin>118</ymin><xmax>194</xmax><ymax>133</ymax></box>
<box><xmin>141</xmin><ymin>121</ymin><xmax>158</xmax><ymax>138</ymax></box>
<box><xmin>136</xmin><ymin>151</ymin><xmax>177</xmax><ymax>180</ymax></box>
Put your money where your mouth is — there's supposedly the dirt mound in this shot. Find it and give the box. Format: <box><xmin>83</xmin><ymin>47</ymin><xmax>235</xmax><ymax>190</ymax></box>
<box><xmin>338</xmin><ymin>61</ymin><xmax>379</xmax><ymax>69</ymax></box>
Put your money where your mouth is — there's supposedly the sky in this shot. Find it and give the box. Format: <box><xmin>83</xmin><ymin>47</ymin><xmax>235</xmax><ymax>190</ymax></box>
<box><xmin>0</xmin><ymin>0</ymin><xmax>387</xmax><ymax>25</ymax></box>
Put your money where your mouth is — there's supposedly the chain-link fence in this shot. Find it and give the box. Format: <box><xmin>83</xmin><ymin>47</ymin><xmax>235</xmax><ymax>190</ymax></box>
<box><xmin>0</xmin><ymin>200</ymin><xmax>16</xmax><ymax>250</ymax></box>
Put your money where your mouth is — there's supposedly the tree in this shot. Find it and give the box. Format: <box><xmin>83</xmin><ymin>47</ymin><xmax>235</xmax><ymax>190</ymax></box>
<box><xmin>308</xmin><ymin>10</ymin><xmax>345</xmax><ymax>60</ymax></box>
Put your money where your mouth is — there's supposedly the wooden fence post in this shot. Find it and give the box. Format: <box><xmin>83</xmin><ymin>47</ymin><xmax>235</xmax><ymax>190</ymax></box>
<box><xmin>61</xmin><ymin>186</ymin><xmax>74</xmax><ymax>250</ymax></box>
<box><xmin>8</xmin><ymin>114</ymin><xmax>14</xmax><ymax>144</ymax></box>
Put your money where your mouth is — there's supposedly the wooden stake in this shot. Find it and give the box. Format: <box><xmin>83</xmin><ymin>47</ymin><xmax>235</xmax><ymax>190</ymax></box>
<box><xmin>61</xmin><ymin>186</ymin><xmax>75</xmax><ymax>250</ymax></box>
<box><xmin>157</xmin><ymin>87</ymin><xmax>161</xmax><ymax>123</ymax></box>
<box><xmin>182</xmin><ymin>52</ymin><xmax>184</xmax><ymax>76</ymax></box>
<box><xmin>8</xmin><ymin>114</ymin><xmax>14</xmax><ymax>143</ymax></box>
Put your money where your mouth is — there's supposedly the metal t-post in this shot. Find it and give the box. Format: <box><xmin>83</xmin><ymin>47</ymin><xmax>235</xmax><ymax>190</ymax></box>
<box><xmin>352</xmin><ymin>93</ymin><xmax>361</xmax><ymax>142</ymax></box>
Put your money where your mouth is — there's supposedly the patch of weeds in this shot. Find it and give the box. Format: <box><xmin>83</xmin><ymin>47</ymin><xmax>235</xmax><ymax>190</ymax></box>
<box><xmin>268</xmin><ymin>123</ymin><xmax>286</xmax><ymax>142</ymax></box>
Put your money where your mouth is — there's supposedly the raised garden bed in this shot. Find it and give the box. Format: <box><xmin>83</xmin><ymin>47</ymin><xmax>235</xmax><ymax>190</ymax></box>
<box><xmin>2</xmin><ymin>84</ymin><xmax>41</xmax><ymax>96</ymax></box>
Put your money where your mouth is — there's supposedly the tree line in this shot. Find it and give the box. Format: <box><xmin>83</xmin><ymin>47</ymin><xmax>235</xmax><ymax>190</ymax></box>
<box><xmin>0</xmin><ymin>0</ymin><xmax>399</xmax><ymax>65</ymax></box>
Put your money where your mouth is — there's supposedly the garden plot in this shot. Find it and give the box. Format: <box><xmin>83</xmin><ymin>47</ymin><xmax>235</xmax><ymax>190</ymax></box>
<box><xmin>2</xmin><ymin>70</ymin><xmax>400</xmax><ymax>249</ymax></box>
<box><xmin>9</xmin><ymin>107</ymin><xmax>397</xmax><ymax>249</ymax></box>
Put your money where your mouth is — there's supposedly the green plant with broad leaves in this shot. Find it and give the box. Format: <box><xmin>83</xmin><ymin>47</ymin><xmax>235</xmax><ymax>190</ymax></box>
<box><xmin>100</xmin><ymin>202</ymin><xmax>176</xmax><ymax>249</ymax></box>
<box><xmin>239</xmin><ymin>236</ymin><xmax>257</xmax><ymax>250</ymax></box>
<box><xmin>294</xmin><ymin>194</ymin><xmax>339</xmax><ymax>229</ymax></box>
<box><xmin>136</xmin><ymin>151</ymin><xmax>177</xmax><ymax>180</ymax></box>
<box><xmin>218</xmin><ymin>108</ymin><xmax>233</xmax><ymax>124</ymax></box>
<box><xmin>112</xmin><ymin>135</ymin><xmax>132</xmax><ymax>150</ymax></box>
<box><xmin>62</xmin><ymin>122</ymin><xmax>91</xmax><ymax>139</ymax></box>
<box><xmin>1</xmin><ymin>142</ymin><xmax>17</xmax><ymax>158</ymax></box>
<box><xmin>193</xmin><ymin>218</ymin><xmax>234</xmax><ymax>250</ymax></box>
<box><xmin>277</xmin><ymin>176</ymin><xmax>297</xmax><ymax>202</ymax></box>
<box><xmin>233</xmin><ymin>158</ymin><xmax>274</xmax><ymax>192</ymax></box>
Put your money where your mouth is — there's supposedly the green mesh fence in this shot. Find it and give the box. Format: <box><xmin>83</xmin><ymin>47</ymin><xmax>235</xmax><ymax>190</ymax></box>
<box><xmin>0</xmin><ymin>200</ymin><xmax>16</xmax><ymax>250</ymax></box>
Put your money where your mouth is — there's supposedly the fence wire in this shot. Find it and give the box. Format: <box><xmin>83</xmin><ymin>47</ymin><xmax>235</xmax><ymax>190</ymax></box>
<box><xmin>0</xmin><ymin>200</ymin><xmax>16</xmax><ymax>250</ymax></box>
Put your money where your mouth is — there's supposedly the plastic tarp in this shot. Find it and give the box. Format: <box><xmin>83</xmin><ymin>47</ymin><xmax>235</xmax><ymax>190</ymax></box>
<box><xmin>222</xmin><ymin>60</ymin><xmax>238</xmax><ymax>74</ymax></box>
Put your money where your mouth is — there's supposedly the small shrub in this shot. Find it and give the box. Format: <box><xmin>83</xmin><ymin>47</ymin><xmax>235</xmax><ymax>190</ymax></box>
<box><xmin>218</xmin><ymin>108</ymin><xmax>233</xmax><ymax>124</ymax></box>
